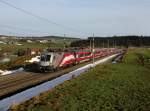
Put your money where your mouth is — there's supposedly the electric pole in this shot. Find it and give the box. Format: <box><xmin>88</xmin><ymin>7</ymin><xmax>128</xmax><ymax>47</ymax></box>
<box><xmin>92</xmin><ymin>34</ymin><xmax>95</xmax><ymax>64</ymax></box>
<box><xmin>90</xmin><ymin>38</ymin><xmax>92</xmax><ymax>52</ymax></box>
<box><xmin>113</xmin><ymin>40</ymin><xmax>115</xmax><ymax>48</ymax></box>
<box><xmin>140</xmin><ymin>35</ymin><xmax>143</xmax><ymax>47</ymax></box>
<box><xmin>114</xmin><ymin>40</ymin><xmax>116</xmax><ymax>48</ymax></box>
<box><xmin>63</xmin><ymin>34</ymin><xmax>66</xmax><ymax>51</ymax></box>
<box><xmin>107</xmin><ymin>39</ymin><xmax>109</xmax><ymax>48</ymax></box>
<box><xmin>103</xmin><ymin>41</ymin><xmax>105</xmax><ymax>48</ymax></box>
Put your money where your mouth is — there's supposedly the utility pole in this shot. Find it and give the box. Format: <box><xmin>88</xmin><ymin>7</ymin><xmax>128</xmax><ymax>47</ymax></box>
<box><xmin>103</xmin><ymin>40</ymin><xmax>105</xmax><ymax>48</ymax></box>
<box><xmin>114</xmin><ymin>40</ymin><xmax>116</xmax><ymax>48</ymax></box>
<box><xmin>113</xmin><ymin>40</ymin><xmax>115</xmax><ymax>48</ymax></box>
<box><xmin>63</xmin><ymin>34</ymin><xmax>66</xmax><ymax>51</ymax></box>
<box><xmin>92</xmin><ymin>34</ymin><xmax>95</xmax><ymax>64</ymax></box>
<box><xmin>140</xmin><ymin>35</ymin><xmax>143</xmax><ymax>47</ymax></box>
<box><xmin>107</xmin><ymin>39</ymin><xmax>109</xmax><ymax>48</ymax></box>
<box><xmin>90</xmin><ymin>38</ymin><xmax>92</xmax><ymax>52</ymax></box>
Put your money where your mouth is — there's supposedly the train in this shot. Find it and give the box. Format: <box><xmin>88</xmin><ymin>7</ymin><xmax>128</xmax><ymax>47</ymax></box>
<box><xmin>38</xmin><ymin>48</ymin><xmax>119</xmax><ymax>71</ymax></box>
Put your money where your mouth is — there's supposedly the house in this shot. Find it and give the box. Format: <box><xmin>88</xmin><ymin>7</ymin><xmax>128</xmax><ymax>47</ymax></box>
<box><xmin>31</xmin><ymin>48</ymin><xmax>41</xmax><ymax>55</ymax></box>
<box><xmin>39</xmin><ymin>40</ymin><xmax>48</xmax><ymax>43</ymax></box>
<box><xmin>7</xmin><ymin>41</ymin><xmax>18</xmax><ymax>45</ymax></box>
<box><xmin>27</xmin><ymin>40</ymin><xmax>33</xmax><ymax>43</ymax></box>
<box><xmin>0</xmin><ymin>41</ymin><xmax>6</xmax><ymax>44</ymax></box>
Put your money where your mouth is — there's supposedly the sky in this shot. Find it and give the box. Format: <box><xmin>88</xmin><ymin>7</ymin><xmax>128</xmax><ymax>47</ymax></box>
<box><xmin>0</xmin><ymin>0</ymin><xmax>150</xmax><ymax>38</ymax></box>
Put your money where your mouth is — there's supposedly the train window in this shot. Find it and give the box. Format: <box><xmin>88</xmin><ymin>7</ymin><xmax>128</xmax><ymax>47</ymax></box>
<box><xmin>85</xmin><ymin>53</ymin><xmax>90</xmax><ymax>56</ymax></box>
<box><xmin>79</xmin><ymin>54</ymin><xmax>84</xmax><ymax>58</ymax></box>
<box><xmin>46</xmin><ymin>55</ymin><xmax>51</xmax><ymax>61</ymax></box>
<box><xmin>53</xmin><ymin>56</ymin><xmax>55</xmax><ymax>60</ymax></box>
<box><xmin>41</xmin><ymin>55</ymin><xmax>45</xmax><ymax>61</ymax></box>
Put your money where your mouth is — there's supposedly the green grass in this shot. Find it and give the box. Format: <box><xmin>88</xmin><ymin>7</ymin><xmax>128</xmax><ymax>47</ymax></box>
<box><xmin>10</xmin><ymin>48</ymin><xmax>150</xmax><ymax>111</ymax></box>
<box><xmin>0</xmin><ymin>42</ymin><xmax>62</xmax><ymax>54</ymax></box>
<box><xmin>0</xmin><ymin>41</ymin><xmax>66</xmax><ymax>70</ymax></box>
<box><xmin>0</xmin><ymin>55</ymin><xmax>35</xmax><ymax>70</ymax></box>
<box><xmin>0</xmin><ymin>40</ymin><xmax>70</xmax><ymax>54</ymax></box>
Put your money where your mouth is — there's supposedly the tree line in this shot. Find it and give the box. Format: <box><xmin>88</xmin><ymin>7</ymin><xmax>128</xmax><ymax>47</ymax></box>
<box><xmin>70</xmin><ymin>36</ymin><xmax>150</xmax><ymax>48</ymax></box>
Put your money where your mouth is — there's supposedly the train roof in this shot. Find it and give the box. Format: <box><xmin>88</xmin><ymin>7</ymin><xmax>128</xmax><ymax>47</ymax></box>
<box><xmin>42</xmin><ymin>48</ymin><xmax>117</xmax><ymax>55</ymax></box>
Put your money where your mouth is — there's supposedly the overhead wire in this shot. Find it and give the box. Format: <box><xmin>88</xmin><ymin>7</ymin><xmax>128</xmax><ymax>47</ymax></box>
<box><xmin>0</xmin><ymin>27</ymin><xmax>27</xmax><ymax>36</ymax></box>
<box><xmin>0</xmin><ymin>24</ymin><xmax>76</xmax><ymax>37</ymax></box>
<box><xmin>0</xmin><ymin>0</ymin><xmax>86</xmax><ymax>35</ymax></box>
<box><xmin>0</xmin><ymin>24</ymin><xmax>50</xmax><ymax>35</ymax></box>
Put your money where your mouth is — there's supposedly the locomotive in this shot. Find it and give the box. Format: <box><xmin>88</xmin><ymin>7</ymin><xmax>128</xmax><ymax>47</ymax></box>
<box><xmin>39</xmin><ymin>48</ymin><xmax>118</xmax><ymax>71</ymax></box>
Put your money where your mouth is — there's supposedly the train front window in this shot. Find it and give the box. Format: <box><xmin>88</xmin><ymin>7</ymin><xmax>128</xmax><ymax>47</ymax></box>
<box><xmin>41</xmin><ymin>55</ymin><xmax>46</xmax><ymax>61</ymax></box>
<box><xmin>46</xmin><ymin>55</ymin><xmax>51</xmax><ymax>61</ymax></box>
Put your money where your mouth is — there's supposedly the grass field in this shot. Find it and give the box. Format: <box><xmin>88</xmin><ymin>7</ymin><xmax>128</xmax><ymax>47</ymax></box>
<box><xmin>0</xmin><ymin>41</ymin><xmax>65</xmax><ymax>54</ymax></box>
<box><xmin>10</xmin><ymin>48</ymin><xmax>150</xmax><ymax>111</ymax></box>
<box><xmin>0</xmin><ymin>40</ymin><xmax>71</xmax><ymax>70</ymax></box>
<box><xmin>0</xmin><ymin>55</ymin><xmax>35</xmax><ymax>70</ymax></box>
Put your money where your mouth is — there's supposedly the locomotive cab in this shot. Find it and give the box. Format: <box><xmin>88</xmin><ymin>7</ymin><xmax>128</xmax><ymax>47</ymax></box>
<box><xmin>40</xmin><ymin>53</ymin><xmax>53</xmax><ymax>65</ymax></box>
<box><xmin>39</xmin><ymin>52</ymin><xmax>64</xmax><ymax>71</ymax></box>
<box><xmin>39</xmin><ymin>52</ymin><xmax>54</xmax><ymax>71</ymax></box>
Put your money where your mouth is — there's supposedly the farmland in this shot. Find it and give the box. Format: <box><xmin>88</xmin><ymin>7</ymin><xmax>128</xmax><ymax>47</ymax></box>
<box><xmin>0</xmin><ymin>40</ymin><xmax>69</xmax><ymax>54</ymax></box>
<box><xmin>10</xmin><ymin>48</ymin><xmax>150</xmax><ymax>111</ymax></box>
<box><xmin>0</xmin><ymin>36</ymin><xmax>77</xmax><ymax>70</ymax></box>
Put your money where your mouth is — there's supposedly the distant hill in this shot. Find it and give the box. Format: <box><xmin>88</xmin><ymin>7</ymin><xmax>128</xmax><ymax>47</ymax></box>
<box><xmin>0</xmin><ymin>35</ymin><xmax>17</xmax><ymax>39</ymax></box>
<box><xmin>41</xmin><ymin>36</ymin><xmax>80</xmax><ymax>40</ymax></box>
<box><xmin>71</xmin><ymin>35</ymin><xmax>150</xmax><ymax>47</ymax></box>
<box><xmin>0</xmin><ymin>35</ymin><xmax>80</xmax><ymax>40</ymax></box>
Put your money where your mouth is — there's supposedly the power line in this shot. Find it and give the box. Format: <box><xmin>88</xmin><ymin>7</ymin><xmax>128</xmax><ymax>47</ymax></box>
<box><xmin>0</xmin><ymin>0</ymin><xmax>85</xmax><ymax>34</ymax></box>
<box><xmin>0</xmin><ymin>24</ymin><xmax>37</xmax><ymax>36</ymax></box>
<box><xmin>0</xmin><ymin>24</ymin><xmax>50</xmax><ymax>35</ymax></box>
<box><xmin>0</xmin><ymin>27</ymin><xmax>27</xmax><ymax>36</ymax></box>
<box><xmin>0</xmin><ymin>24</ymin><xmax>79</xmax><ymax>37</ymax></box>
<box><xmin>0</xmin><ymin>24</ymin><xmax>72</xmax><ymax>37</ymax></box>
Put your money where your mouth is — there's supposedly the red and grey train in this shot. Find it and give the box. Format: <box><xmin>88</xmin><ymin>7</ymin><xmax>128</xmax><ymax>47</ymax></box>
<box><xmin>39</xmin><ymin>48</ymin><xmax>118</xmax><ymax>71</ymax></box>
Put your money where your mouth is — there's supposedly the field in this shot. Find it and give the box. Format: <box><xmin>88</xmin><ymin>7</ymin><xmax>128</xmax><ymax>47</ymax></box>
<box><xmin>0</xmin><ymin>41</ymin><xmax>67</xmax><ymax>54</ymax></box>
<box><xmin>0</xmin><ymin>39</ymin><xmax>73</xmax><ymax>70</ymax></box>
<box><xmin>10</xmin><ymin>48</ymin><xmax>150</xmax><ymax>111</ymax></box>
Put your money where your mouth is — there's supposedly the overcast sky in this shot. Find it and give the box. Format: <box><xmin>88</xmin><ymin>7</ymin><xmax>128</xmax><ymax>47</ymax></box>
<box><xmin>0</xmin><ymin>0</ymin><xmax>150</xmax><ymax>38</ymax></box>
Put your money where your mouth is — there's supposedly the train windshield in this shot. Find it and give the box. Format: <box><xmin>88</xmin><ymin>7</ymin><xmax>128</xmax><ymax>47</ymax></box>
<box><xmin>41</xmin><ymin>54</ymin><xmax>51</xmax><ymax>61</ymax></box>
<box><xmin>46</xmin><ymin>55</ymin><xmax>51</xmax><ymax>61</ymax></box>
<box><xmin>41</xmin><ymin>54</ymin><xmax>46</xmax><ymax>61</ymax></box>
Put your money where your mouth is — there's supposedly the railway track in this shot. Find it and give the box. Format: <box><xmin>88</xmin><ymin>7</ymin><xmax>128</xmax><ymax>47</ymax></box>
<box><xmin>0</xmin><ymin>57</ymin><xmax>98</xmax><ymax>99</ymax></box>
<box><xmin>0</xmin><ymin>54</ymin><xmax>121</xmax><ymax>100</ymax></box>
<box><xmin>0</xmin><ymin>72</ymin><xmax>39</xmax><ymax>86</ymax></box>
<box><xmin>0</xmin><ymin>73</ymin><xmax>43</xmax><ymax>90</ymax></box>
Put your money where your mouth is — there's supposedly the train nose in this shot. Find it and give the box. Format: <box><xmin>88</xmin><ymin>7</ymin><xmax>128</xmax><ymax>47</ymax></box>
<box><xmin>40</xmin><ymin>61</ymin><xmax>50</xmax><ymax>67</ymax></box>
